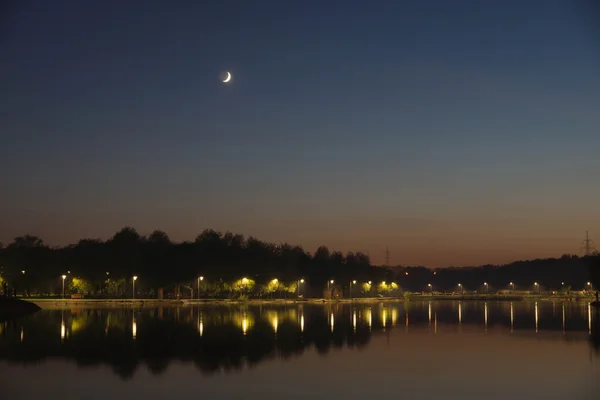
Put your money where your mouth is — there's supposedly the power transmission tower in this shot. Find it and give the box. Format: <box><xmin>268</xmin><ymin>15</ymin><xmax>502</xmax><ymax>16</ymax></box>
<box><xmin>385</xmin><ymin>247</ymin><xmax>390</xmax><ymax>267</ymax></box>
<box><xmin>581</xmin><ymin>231</ymin><xmax>596</xmax><ymax>256</ymax></box>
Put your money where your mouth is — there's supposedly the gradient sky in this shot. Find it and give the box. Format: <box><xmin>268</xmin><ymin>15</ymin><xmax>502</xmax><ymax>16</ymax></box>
<box><xmin>1</xmin><ymin>0</ymin><xmax>600</xmax><ymax>266</ymax></box>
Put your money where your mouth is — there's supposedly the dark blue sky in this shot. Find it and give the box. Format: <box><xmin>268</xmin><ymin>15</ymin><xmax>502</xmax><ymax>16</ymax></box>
<box><xmin>2</xmin><ymin>0</ymin><xmax>599</xmax><ymax>265</ymax></box>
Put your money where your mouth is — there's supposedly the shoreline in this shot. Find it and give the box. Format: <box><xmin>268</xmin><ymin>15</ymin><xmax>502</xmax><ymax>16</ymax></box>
<box><xmin>22</xmin><ymin>294</ymin><xmax>597</xmax><ymax>308</ymax></box>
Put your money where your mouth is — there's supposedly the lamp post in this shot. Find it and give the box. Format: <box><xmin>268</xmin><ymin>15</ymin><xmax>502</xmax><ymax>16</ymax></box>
<box><xmin>484</xmin><ymin>282</ymin><xmax>488</xmax><ymax>293</ymax></box>
<box><xmin>510</xmin><ymin>282</ymin><xmax>515</xmax><ymax>291</ymax></box>
<box><xmin>197</xmin><ymin>276</ymin><xmax>204</xmax><ymax>300</ymax></box>
<box><xmin>534</xmin><ymin>282</ymin><xmax>539</xmax><ymax>294</ymax></box>
<box><xmin>328</xmin><ymin>279</ymin><xmax>334</xmax><ymax>290</ymax></box>
<box><xmin>458</xmin><ymin>283</ymin><xmax>463</xmax><ymax>295</ymax></box>
<box><xmin>298</xmin><ymin>278</ymin><xmax>304</xmax><ymax>296</ymax></box>
<box><xmin>350</xmin><ymin>280</ymin><xmax>356</xmax><ymax>300</ymax></box>
<box><xmin>428</xmin><ymin>283</ymin><xmax>432</xmax><ymax>295</ymax></box>
<box><xmin>132</xmin><ymin>276</ymin><xmax>138</xmax><ymax>300</ymax></box>
<box><xmin>61</xmin><ymin>275</ymin><xmax>67</xmax><ymax>298</ymax></box>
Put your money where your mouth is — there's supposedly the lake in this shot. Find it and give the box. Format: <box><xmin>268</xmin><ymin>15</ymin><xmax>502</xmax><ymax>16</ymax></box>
<box><xmin>1</xmin><ymin>300</ymin><xmax>599</xmax><ymax>399</ymax></box>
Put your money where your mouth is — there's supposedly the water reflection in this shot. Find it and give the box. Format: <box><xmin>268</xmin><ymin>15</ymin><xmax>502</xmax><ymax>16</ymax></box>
<box><xmin>0</xmin><ymin>301</ymin><xmax>599</xmax><ymax>380</ymax></box>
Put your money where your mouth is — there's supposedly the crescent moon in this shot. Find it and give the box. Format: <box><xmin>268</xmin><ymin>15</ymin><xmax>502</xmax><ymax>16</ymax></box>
<box><xmin>222</xmin><ymin>72</ymin><xmax>232</xmax><ymax>83</ymax></box>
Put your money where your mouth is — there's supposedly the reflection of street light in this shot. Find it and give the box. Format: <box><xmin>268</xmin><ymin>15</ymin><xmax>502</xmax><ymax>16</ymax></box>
<box><xmin>61</xmin><ymin>275</ymin><xmax>67</xmax><ymax>298</ymax></box>
<box><xmin>132</xmin><ymin>276</ymin><xmax>138</xmax><ymax>300</ymax></box>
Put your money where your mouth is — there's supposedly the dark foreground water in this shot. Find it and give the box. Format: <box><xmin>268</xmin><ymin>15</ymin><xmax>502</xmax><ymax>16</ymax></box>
<box><xmin>1</xmin><ymin>300</ymin><xmax>599</xmax><ymax>399</ymax></box>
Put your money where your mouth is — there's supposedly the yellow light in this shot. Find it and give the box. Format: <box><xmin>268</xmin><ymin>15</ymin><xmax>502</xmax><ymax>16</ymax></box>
<box><xmin>381</xmin><ymin>281</ymin><xmax>386</xmax><ymax>285</ymax></box>
<box><xmin>132</xmin><ymin>321</ymin><xmax>137</xmax><ymax>339</ymax></box>
<box><xmin>330</xmin><ymin>313</ymin><xmax>334</xmax><ymax>332</ymax></box>
<box><xmin>300</xmin><ymin>279</ymin><xmax>304</xmax><ymax>283</ymax></box>
<box><xmin>330</xmin><ymin>280</ymin><xmax>334</xmax><ymax>284</ymax></box>
<box><xmin>21</xmin><ymin>270</ymin><xmax>25</xmax><ymax>274</ymax></box>
<box><xmin>352</xmin><ymin>280</ymin><xmax>356</xmax><ymax>284</ymax></box>
<box><xmin>200</xmin><ymin>276</ymin><xmax>204</xmax><ymax>281</ymax></box>
<box><xmin>272</xmin><ymin>315</ymin><xmax>278</xmax><ymax>333</ymax></box>
<box><xmin>534</xmin><ymin>282</ymin><xmax>538</xmax><ymax>285</ymax></box>
<box><xmin>300</xmin><ymin>315</ymin><xmax>304</xmax><ymax>332</ymax></box>
<box><xmin>242</xmin><ymin>316</ymin><xmax>248</xmax><ymax>335</ymax></box>
<box><xmin>484</xmin><ymin>302</ymin><xmax>488</xmax><ymax>331</ymax></box>
<box><xmin>61</xmin><ymin>275</ymin><xmax>66</xmax><ymax>280</ymax></box>
<box><xmin>535</xmin><ymin>302</ymin><xmax>539</xmax><ymax>333</ymax></box>
<box><xmin>60</xmin><ymin>322</ymin><xmax>66</xmax><ymax>340</ymax></box>
<box><xmin>405</xmin><ymin>272</ymin><xmax>408</xmax><ymax>276</ymax></box>
<box><xmin>272</xmin><ymin>278</ymin><xmax>278</xmax><ymax>283</ymax></box>
<box><xmin>368</xmin><ymin>281</ymin><xmax>372</xmax><ymax>285</ymax></box>
<box><xmin>133</xmin><ymin>276</ymin><xmax>138</xmax><ymax>281</ymax></box>
<box><xmin>242</xmin><ymin>277</ymin><xmax>248</xmax><ymax>283</ymax></box>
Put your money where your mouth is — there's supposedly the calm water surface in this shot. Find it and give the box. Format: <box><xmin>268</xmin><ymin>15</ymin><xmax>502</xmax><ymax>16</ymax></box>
<box><xmin>1</xmin><ymin>300</ymin><xmax>599</xmax><ymax>399</ymax></box>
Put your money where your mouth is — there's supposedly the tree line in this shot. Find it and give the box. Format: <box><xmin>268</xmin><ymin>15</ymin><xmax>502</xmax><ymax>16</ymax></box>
<box><xmin>0</xmin><ymin>227</ymin><xmax>374</xmax><ymax>297</ymax></box>
<box><xmin>0</xmin><ymin>227</ymin><xmax>598</xmax><ymax>298</ymax></box>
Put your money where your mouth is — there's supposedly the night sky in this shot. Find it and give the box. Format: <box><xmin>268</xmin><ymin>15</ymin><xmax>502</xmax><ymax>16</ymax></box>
<box><xmin>1</xmin><ymin>0</ymin><xmax>599</xmax><ymax>266</ymax></box>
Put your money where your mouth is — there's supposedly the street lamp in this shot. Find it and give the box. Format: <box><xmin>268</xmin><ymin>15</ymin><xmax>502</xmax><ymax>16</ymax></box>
<box><xmin>298</xmin><ymin>278</ymin><xmax>304</xmax><ymax>296</ymax></box>
<box><xmin>21</xmin><ymin>270</ymin><xmax>25</xmax><ymax>274</ymax></box>
<box><xmin>458</xmin><ymin>283</ymin><xmax>463</xmax><ymax>295</ymax></box>
<box><xmin>328</xmin><ymin>279</ymin><xmax>334</xmax><ymax>290</ymax></box>
<box><xmin>197</xmin><ymin>276</ymin><xmax>204</xmax><ymax>300</ymax></box>
<box><xmin>510</xmin><ymin>282</ymin><xmax>515</xmax><ymax>291</ymax></box>
<box><xmin>483</xmin><ymin>282</ymin><xmax>488</xmax><ymax>293</ymax></box>
<box><xmin>350</xmin><ymin>280</ymin><xmax>356</xmax><ymax>299</ymax></box>
<box><xmin>61</xmin><ymin>275</ymin><xmax>67</xmax><ymax>298</ymax></box>
<box><xmin>534</xmin><ymin>282</ymin><xmax>539</xmax><ymax>293</ymax></box>
<box><xmin>587</xmin><ymin>282</ymin><xmax>592</xmax><ymax>291</ymax></box>
<box><xmin>428</xmin><ymin>283</ymin><xmax>432</xmax><ymax>295</ymax></box>
<box><xmin>132</xmin><ymin>276</ymin><xmax>138</xmax><ymax>300</ymax></box>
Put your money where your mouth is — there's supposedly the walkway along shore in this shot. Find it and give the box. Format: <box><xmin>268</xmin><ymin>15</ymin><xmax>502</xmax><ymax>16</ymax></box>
<box><xmin>23</xmin><ymin>293</ymin><xmax>599</xmax><ymax>308</ymax></box>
